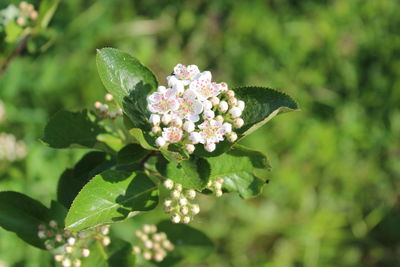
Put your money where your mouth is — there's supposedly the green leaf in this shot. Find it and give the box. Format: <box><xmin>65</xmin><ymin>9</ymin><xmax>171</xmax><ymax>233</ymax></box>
<box><xmin>0</xmin><ymin>191</ymin><xmax>49</xmax><ymax>249</ymax></box>
<box><xmin>57</xmin><ymin>152</ymin><xmax>113</xmax><ymax>209</ymax></box>
<box><xmin>82</xmin><ymin>239</ymin><xmax>135</xmax><ymax>267</ymax></box>
<box><xmin>96</xmin><ymin>48</ymin><xmax>158</xmax><ymax>129</ymax></box>
<box><xmin>38</xmin><ymin>0</ymin><xmax>60</xmax><ymax>28</ymax></box>
<box><xmin>128</xmin><ymin>128</ymin><xmax>157</xmax><ymax>151</ymax></box>
<box><xmin>5</xmin><ymin>20</ymin><xmax>23</xmax><ymax>43</ymax></box>
<box><xmin>157</xmin><ymin>156</ymin><xmax>210</xmax><ymax>190</ymax></box>
<box><xmin>65</xmin><ymin>170</ymin><xmax>159</xmax><ymax>231</ymax></box>
<box><xmin>206</xmin><ymin>145</ymin><xmax>270</xmax><ymax>198</ymax></box>
<box><xmin>117</xmin><ymin>144</ymin><xmax>149</xmax><ymax>166</ymax></box>
<box><xmin>157</xmin><ymin>220</ymin><xmax>214</xmax><ymax>262</ymax></box>
<box><xmin>49</xmin><ymin>200</ymin><xmax>68</xmax><ymax>226</ymax></box>
<box><xmin>195</xmin><ymin>87</ymin><xmax>298</xmax><ymax>157</ymax></box>
<box><xmin>42</xmin><ymin>110</ymin><xmax>105</xmax><ymax>149</ymax></box>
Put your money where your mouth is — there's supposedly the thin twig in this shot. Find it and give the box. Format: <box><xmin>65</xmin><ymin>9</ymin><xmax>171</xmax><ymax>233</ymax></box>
<box><xmin>0</xmin><ymin>33</ymin><xmax>30</xmax><ymax>76</ymax></box>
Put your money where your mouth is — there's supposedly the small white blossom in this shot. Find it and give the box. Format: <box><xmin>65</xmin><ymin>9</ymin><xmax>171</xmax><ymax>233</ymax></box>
<box><xmin>203</xmin><ymin>110</ymin><xmax>215</xmax><ymax>119</ymax></box>
<box><xmin>147</xmin><ymin>88</ymin><xmax>179</xmax><ymax>114</ymax></box>
<box><xmin>161</xmin><ymin>114</ymin><xmax>172</xmax><ymax>125</ymax></box>
<box><xmin>182</xmin><ymin>216</ymin><xmax>191</xmax><ymax>224</ymax></box>
<box><xmin>203</xmin><ymin>100</ymin><xmax>212</xmax><ymax>110</ymax></box>
<box><xmin>190</xmin><ymin>74</ymin><xmax>221</xmax><ymax>101</ymax></box>
<box><xmin>155</xmin><ymin>137</ymin><xmax>167</xmax><ymax>147</ymax></box>
<box><xmin>162</xmin><ymin>126</ymin><xmax>183</xmax><ymax>143</ymax></box>
<box><xmin>67</xmin><ymin>237</ymin><xmax>76</xmax><ymax>246</ymax></box>
<box><xmin>226</xmin><ymin>90</ymin><xmax>235</xmax><ymax>98</ymax></box>
<box><xmin>198</xmin><ymin>119</ymin><xmax>225</xmax><ymax>144</ymax></box>
<box><xmin>186</xmin><ymin>189</ymin><xmax>196</xmax><ymax>199</ymax></box>
<box><xmin>185</xmin><ymin>144</ymin><xmax>195</xmax><ymax>154</ymax></box>
<box><xmin>205</xmin><ymin>143</ymin><xmax>216</xmax><ymax>152</ymax></box>
<box><xmin>227</xmin><ymin>132</ymin><xmax>238</xmax><ymax>142</ymax></box>
<box><xmin>171</xmin><ymin>214</ymin><xmax>181</xmax><ymax>224</ymax></box>
<box><xmin>233</xmin><ymin>118</ymin><xmax>244</xmax><ymax>128</ymax></box>
<box><xmin>222</xmin><ymin>122</ymin><xmax>232</xmax><ymax>133</ymax></box>
<box><xmin>62</xmin><ymin>258</ymin><xmax>71</xmax><ymax>267</ymax></box>
<box><xmin>183</xmin><ymin>120</ymin><xmax>195</xmax><ymax>132</ymax></box>
<box><xmin>105</xmin><ymin>93</ymin><xmax>113</xmax><ymax>102</ymax></box>
<box><xmin>189</xmin><ymin>132</ymin><xmax>203</xmax><ymax>144</ymax></box>
<box><xmin>164</xmin><ymin>199</ymin><xmax>172</xmax><ymax>207</ymax></box>
<box><xmin>167</xmin><ymin>76</ymin><xmax>185</xmax><ymax>94</ymax></box>
<box><xmin>164</xmin><ymin>179</ymin><xmax>174</xmax><ymax>189</ymax></box>
<box><xmin>218</xmin><ymin>101</ymin><xmax>228</xmax><ymax>113</ymax></box>
<box><xmin>179</xmin><ymin>198</ymin><xmax>188</xmax><ymax>206</ymax></box>
<box><xmin>229</xmin><ymin>107</ymin><xmax>242</xmax><ymax>118</ymax></box>
<box><xmin>102</xmin><ymin>236</ymin><xmax>111</xmax><ymax>246</ymax></box>
<box><xmin>149</xmin><ymin>114</ymin><xmax>160</xmax><ymax>125</ymax></box>
<box><xmin>173</xmin><ymin>64</ymin><xmax>200</xmax><ymax>85</ymax></box>
<box><xmin>171</xmin><ymin>117</ymin><xmax>183</xmax><ymax>127</ymax></box>
<box><xmin>191</xmin><ymin>204</ymin><xmax>200</xmax><ymax>215</ymax></box>
<box><xmin>173</xmin><ymin>89</ymin><xmax>203</xmax><ymax>122</ymax></box>
<box><xmin>228</xmin><ymin>97</ymin><xmax>237</xmax><ymax>106</ymax></box>
<box><xmin>54</xmin><ymin>255</ymin><xmax>63</xmax><ymax>262</ymax></box>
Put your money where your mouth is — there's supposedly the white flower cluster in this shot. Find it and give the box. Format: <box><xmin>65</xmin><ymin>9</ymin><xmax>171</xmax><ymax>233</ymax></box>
<box><xmin>147</xmin><ymin>64</ymin><xmax>245</xmax><ymax>153</ymax></box>
<box><xmin>15</xmin><ymin>1</ymin><xmax>38</xmax><ymax>27</ymax></box>
<box><xmin>94</xmin><ymin>93</ymin><xmax>123</xmax><ymax>120</ymax></box>
<box><xmin>38</xmin><ymin>221</ymin><xmax>111</xmax><ymax>267</ymax></box>
<box><xmin>163</xmin><ymin>179</ymin><xmax>200</xmax><ymax>224</ymax></box>
<box><xmin>133</xmin><ymin>224</ymin><xmax>174</xmax><ymax>262</ymax></box>
<box><xmin>0</xmin><ymin>133</ymin><xmax>27</xmax><ymax>162</ymax></box>
<box><xmin>207</xmin><ymin>177</ymin><xmax>225</xmax><ymax>197</ymax></box>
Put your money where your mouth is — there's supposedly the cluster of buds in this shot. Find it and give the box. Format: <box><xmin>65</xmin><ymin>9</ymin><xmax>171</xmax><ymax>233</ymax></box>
<box><xmin>15</xmin><ymin>1</ymin><xmax>38</xmax><ymax>27</ymax></box>
<box><xmin>133</xmin><ymin>224</ymin><xmax>174</xmax><ymax>262</ymax></box>
<box><xmin>94</xmin><ymin>93</ymin><xmax>123</xmax><ymax>120</ymax></box>
<box><xmin>147</xmin><ymin>64</ymin><xmax>245</xmax><ymax>153</ymax></box>
<box><xmin>0</xmin><ymin>133</ymin><xmax>27</xmax><ymax>162</ymax></box>
<box><xmin>207</xmin><ymin>177</ymin><xmax>225</xmax><ymax>197</ymax></box>
<box><xmin>38</xmin><ymin>221</ymin><xmax>111</xmax><ymax>267</ymax></box>
<box><xmin>163</xmin><ymin>179</ymin><xmax>200</xmax><ymax>224</ymax></box>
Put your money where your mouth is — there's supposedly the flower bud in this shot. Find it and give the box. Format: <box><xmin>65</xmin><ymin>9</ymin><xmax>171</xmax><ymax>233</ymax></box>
<box><xmin>179</xmin><ymin>198</ymin><xmax>188</xmax><ymax>206</ymax></box>
<box><xmin>171</xmin><ymin>214</ymin><xmax>181</xmax><ymax>223</ymax></box>
<box><xmin>102</xmin><ymin>236</ymin><xmax>111</xmax><ymax>246</ymax></box>
<box><xmin>149</xmin><ymin>114</ymin><xmax>160</xmax><ymax>125</ymax></box>
<box><xmin>203</xmin><ymin>100</ymin><xmax>212</xmax><ymax>110</ymax></box>
<box><xmin>233</xmin><ymin>118</ymin><xmax>244</xmax><ymax>128</ymax></box>
<box><xmin>164</xmin><ymin>199</ymin><xmax>172</xmax><ymax>207</ymax></box>
<box><xmin>214</xmin><ymin>181</ymin><xmax>222</xmax><ymax>190</ymax></box>
<box><xmin>144</xmin><ymin>240</ymin><xmax>153</xmax><ymax>249</ymax></box>
<box><xmin>163</xmin><ymin>179</ymin><xmax>174</xmax><ymax>190</ymax></box>
<box><xmin>133</xmin><ymin>246</ymin><xmax>141</xmax><ymax>254</ymax></box>
<box><xmin>171</xmin><ymin>190</ymin><xmax>180</xmax><ymax>199</ymax></box>
<box><xmin>210</xmin><ymin>96</ymin><xmax>220</xmax><ymax>106</ymax></box>
<box><xmin>82</xmin><ymin>248</ymin><xmax>90</xmax><ymax>257</ymax></box>
<box><xmin>219</xmin><ymin>82</ymin><xmax>228</xmax><ymax>91</ymax></box>
<box><xmin>64</xmin><ymin>246</ymin><xmax>73</xmax><ymax>254</ymax></box>
<box><xmin>219</xmin><ymin>101</ymin><xmax>228</xmax><ymax>113</ymax></box>
<box><xmin>186</xmin><ymin>189</ymin><xmax>196</xmax><ymax>199</ymax></box>
<box><xmin>155</xmin><ymin>137</ymin><xmax>166</xmax><ymax>147</ymax></box>
<box><xmin>228</xmin><ymin>97</ymin><xmax>237</xmax><ymax>106</ymax></box>
<box><xmin>191</xmin><ymin>204</ymin><xmax>200</xmax><ymax>215</ymax></box>
<box><xmin>229</xmin><ymin>107</ymin><xmax>242</xmax><ymax>118</ymax></box>
<box><xmin>143</xmin><ymin>251</ymin><xmax>152</xmax><ymax>260</ymax></box>
<box><xmin>216</xmin><ymin>190</ymin><xmax>223</xmax><ymax>197</ymax></box>
<box><xmin>99</xmin><ymin>104</ymin><xmax>109</xmax><ymax>113</ymax></box>
<box><xmin>222</xmin><ymin>122</ymin><xmax>232</xmax><ymax>133</ymax></box>
<box><xmin>237</xmin><ymin>100</ymin><xmax>245</xmax><ymax>111</ymax></box>
<box><xmin>73</xmin><ymin>259</ymin><xmax>81</xmax><ymax>267</ymax></box>
<box><xmin>175</xmin><ymin>184</ymin><xmax>183</xmax><ymax>191</ymax></box>
<box><xmin>215</xmin><ymin>115</ymin><xmax>224</xmax><ymax>123</ymax></box>
<box><xmin>105</xmin><ymin>93</ymin><xmax>113</xmax><ymax>102</ymax></box>
<box><xmin>180</xmin><ymin>206</ymin><xmax>189</xmax><ymax>215</ymax></box>
<box><xmin>163</xmin><ymin>206</ymin><xmax>171</xmax><ymax>213</ymax></box>
<box><xmin>67</xmin><ymin>237</ymin><xmax>76</xmax><ymax>246</ymax></box>
<box><xmin>100</xmin><ymin>225</ymin><xmax>110</xmax><ymax>235</ymax></box>
<box><xmin>49</xmin><ymin>220</ymin><xmax>57</xmax><ymax>228</ymax></box>
<box><xmin>189</xmin><ymin>132</ymin><xmax>202</xmax><ymax>144</ymax></box>
<box><xmin>16</xmin><ymin>17</ymin><xmax>25</xmax><ymax>26</ymax></box>
<box><xmin>183</xmin><ymin>121</ymin><xmax>195</xmax><ymax>132</ymax></box>
<box><xmin>203</xmin><ymin>110</ymin><xmax>215</xmax><ymax>119</ymax></box>
<box><xmin>182</xmin><ymin>216</ymin><xmax>191</xmax><ymax>224</ymax></box>
<box><xmin>226</xmin><ymin>90</ymin><xmax>235</xmax><ymax>98</ymax></box>
<box><xmin>161</xmin><ymin>114</ymin><xmax>172</xmax><ymax>125</ymax></box>
<box><xmin>205</xmin><ymin>143</ymin><xmax>216</xmax><ymax>152</ymax></box>
<box><xmin>38</xmin><ymin>231</ymin><xmax>46</xmax><ymax>239</ymax></box>
<box><xmin>143</xmin><ymin>224</ymin><xmax>152</xmax><ymax>234</ymax></box>
<box><xmin>154</xmin><ymin>253</ymin><xmax>165</xmax><ymax>262</ymax></box>
<box><xmin>62</xmin><ymin>258</ymin><xmax>71</xmax><ymax>267</ymax></box>
<box><xmin>185</xmin><ymin>144</ymin><xmax>195</xmax><ymax>154</ymax></box>
<box><xmin>227</xmin><ymin>132</ymin><xmax>238</xmax><ymax>142</ymax></box>
<box><xmin>116</xmin><ymin>109</ymin><xmax>123</xmax><ymax>116</ymax></box>
<box><xmin>94</xmin><ymin>101</ymin><xmax>102</xmax><ymax>109</ymax></box>
<box><xmin>54</xmin><ymin>255</ymin><xmax>63</xmax><ymax>262</ymax></box>
<box><xmin>45</xmin><ymin>243</ymin><xmax>54</xmax><ymax>250</ymax></box>
<box><xmin>171</xmin><ymin>117</ymin><xmax>183</xmax><ymax>127</ymax></box>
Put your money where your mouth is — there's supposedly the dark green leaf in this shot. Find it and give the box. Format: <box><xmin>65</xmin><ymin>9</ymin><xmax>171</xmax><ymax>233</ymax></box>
<box><xmin>42</xmin><ymin>110</ymin><xmax>105</xmax><ymax>149</ymax></box>
<box><xmin>0</xmin><ymin>191</ymin><xmax>49</xmax><ymax>249</ymax></box>
<box><xmin>96</xmin><ymin>48</ymin><xmax>158</xmax><ymax>129</ymax></box>
<box><xmin>206</xmin><ymin>145</ymin><xmax>270</xmax><ymax>198</ymax></box>
<box><xmin>49</xmin><ymin>200</ymin><xmax>68</xmax><ymax>227</ymax></box>
<box><xmin>57</xmin><ymin>152</ymin><xmax>112</xmax><ymax>209</ymax></box>
<box><xmin>117</xmin><ymin>144</ymin><xmax>149</xmax><ymax>165</ymax></box>
<box><xmin>65</xmin><ymin>170</ymin><xmax>159</xmax><ymax>231</ymax></box>
<box><xmin>157</xmin><ymin>220</ymin><xmax>214</xmax><ymax>262</ymax></box>
<box><xmin>157</xmin><ymin>156</ymin><xmax>210</xmax><ymax>190</ymax></box>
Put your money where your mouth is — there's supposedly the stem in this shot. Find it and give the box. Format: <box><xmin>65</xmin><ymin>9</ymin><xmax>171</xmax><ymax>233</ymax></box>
<box><xmin>1</xmin><ymin>33</ymin><xmax>31</xmax><ymax>76</ymax></box>
<box><xmin>140</xmin><ymin>150</ymin><xmax>159</xmax><ymax>166</ymax></box>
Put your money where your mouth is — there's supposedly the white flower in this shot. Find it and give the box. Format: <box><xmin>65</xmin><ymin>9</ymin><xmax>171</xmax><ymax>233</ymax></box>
<box><xmin>105</xmin><ymin>93</ymin><xmax>113</xmax><ymax>102</ymax></box>
<box><xmin>147</xmin><ymin>88</ymin><xmax>179</xmax><ymax>114</ymax></box>
<box><xmin>54</xmin><ymin>255</ymin><xmax>63</xmax><ymax>262</ymax></box>
<box><xmin>179</xmin><ymin>198</ymin><xmax>188</xmax><ymax>206</ymax></box>
<box><xmin>157</xmin><ymin>86</ymin><xmax>167</xmax><ymax>93</ymax></box>
<box><xmin>189</xmin><ymin>74</ymin><xmax>221</xmax><ymax>101</ymax></box>
<box><xmin>203</xmin><ymin>100</ymin><xmax>212</xmax><ymax>110</ymax></box>
<box><xmin>203</xmin><ymin>110</ymin><xmax>215</xmax><ymax>119</ymax></box>
<box><xmin>222</xmin><ymin>122</ymin><xmax>232</xmax><ymax>133</ymax></box>
<box><xmin>182</xmin><ymin>216</ymin><xmax>191</xmax><ymax>224</ymax></box>
<box><xmin>198</xmin><ymin>119</ymin><xmax>225</xmax><ymax>144</ymax></box>
<box><xmin>171</xmin><ymin>214</ymin><xmax>181</xmax><ymax>223</ymax></box>
<box><xmin>185</xmin><ymin>144</ymin><xmax>195</xmax><ymax>154</ymax></box>
<box><xmin>191</xmin><ymin>204</ymin><xmax>200</xmax><ymax>215</ymax></box>
<box><xmin>163</xmin><ymin>179</ymin><xmax>174</xmax><ymax>189</ymax></box>
<box><xmin>183</xmin><ymin>121</ymin><xmax>195</xmax><ymax>132</ymax></box>
<box><xmin>234</xmin><ymin>118</ymin><xmax>244</xmax><ymax>128</ymax></box>
<box><xmin>186</xmin><ymin>189</ymin><xmax>196</xmax><ymax>199</ymax></box>
<box><xmin>173</xmin><ymin>64</ymin><xmax>201</xmax><ymax>85</ymax></box>
<box><xmin>237</xmin><ymin>100</ymin><xmax>245</xmax><ymax>111</ymax></box>
<box><xmin>189</xmin><ymin>132</ymin><xmax>203</xmax><ymax>144</ymax></box>
<box><xmin>164</xmin><ymin>199</ymin><xmax>172</xmax><ymax>207</ymax></box>
<box><xmin>161</xmin><ymin>114</ymin><xmax>172</xmax><ymax>125</ymax></box>
<box><xmin>218</xmin><ymin>101</ymin><xmax>228</xmax><ymax>113</ymax></box>
<box><xmin>149</xmin><ymin>114</ymin><xmax>160</xmax><ymax>125</ymax></box>
<box><xmin>62</xmin><ymin>258</ymin><xmax>71</xmax><ymax>267</ymax></box>
<box><xmin>102</xmin><ymin>236</ymin><xmax>111</xmax><ymax>246</ymax></box>
<box><xmin>166</xmin><ymin>76</ymin><xmax>185</xmax><ymax>94</ymax></box>
<box><xmin>162</xmin><ymin>126</ymin><xmax>183</xmax><ymax>143</ymax></box>
<box><xmin>67</xmin><ymin>237</ymin><xmax>76</xmax><ymax>246</ymax></box>
<box><xmin>173</xmin><ymin>89</ymin><xmax>203</xmax><ymax>122</ymax></box>
<box><xmin>229</xmin><ymin>107</ymin><xmax>242</xmax><ymax>118</ymax></box>
<box><xmin>155</xmin><ymin>137</ymin><xmax>167</xmax><ymax>147</ymax></box>
<box><xmin>82</xmin><ymin>248</ymin><xmax>90</xmax><ymax>257</ymax></box>
<box><xmin>205</xmin><ymin>143</ymin><xmax>216</xmax><ymax>152</ymax></box>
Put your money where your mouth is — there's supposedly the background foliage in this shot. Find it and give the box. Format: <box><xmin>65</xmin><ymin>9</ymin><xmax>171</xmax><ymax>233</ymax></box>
<box><xmin>1</xmin><ymin>0</ymin><xmax>399</xmax><ymax>266</ymax></box>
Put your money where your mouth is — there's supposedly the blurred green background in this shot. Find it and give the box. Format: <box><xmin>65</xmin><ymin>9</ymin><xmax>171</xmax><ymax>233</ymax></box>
<box><xmin>1</xmin><ymin>0</ymin><xmax>399</xmax><ymax>266</ymax></box>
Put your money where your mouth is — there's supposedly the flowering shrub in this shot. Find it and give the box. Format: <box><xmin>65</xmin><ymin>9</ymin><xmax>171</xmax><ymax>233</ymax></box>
<box><xmin>0</xmin><ymin>48</ymin><xmax>298</xmax><ymax>266</ymax></box>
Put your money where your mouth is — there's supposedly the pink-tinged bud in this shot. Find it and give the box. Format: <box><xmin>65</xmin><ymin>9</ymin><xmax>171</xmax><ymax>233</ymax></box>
<box><xmin>205</xmin><ymin>143</ymin><xmax>216</xmax><ymax>152</ymax></box>
<box><xmin>155</xmin><ymin>137</ymin><xmax>166</xmax><ymax>147</ymax></box>
<box><xmin>203</xmin><ymin>100</ymin><xmax>212</xmax><ymax>110</ymax></box>
<box><xmin>218</xmin><ymin>101</ymin><xmax>228</xmax><ymax>113</ymax></box>
<box><xmin>229</xmin><ymin>107</ymin><xmax>242</xmax><ymax>118</ymax></box>
<box><xmin>183</xmin><ymin>121</ymin><xmax>195</xmax><ymax>132</ymax></box>
<box><xmin>149</xmin><ymin>114</ymin><xmax>160</xmax><ymax>125</ymax></box>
